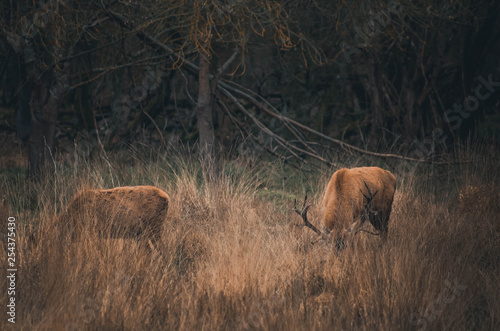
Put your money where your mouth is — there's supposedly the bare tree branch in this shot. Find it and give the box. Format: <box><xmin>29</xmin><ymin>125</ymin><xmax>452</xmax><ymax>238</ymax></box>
<box><xmin>104</xmin><ymin>7</ymin><xmax>467</xmax><ymax>167</ymax></box>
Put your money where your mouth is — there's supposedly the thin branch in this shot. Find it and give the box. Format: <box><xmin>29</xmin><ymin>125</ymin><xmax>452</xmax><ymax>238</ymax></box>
<box><xmin>218</xmin><ymin>80</ymin><xmax>441</xmax><ymax>164</ymax></box>
<box><xmin>219</xmin><ymin>86</ymin><xmax>332</xmax><ymax>168</ymax></box>
<box><xmin>143</xmin><ymin>110</ymin><xmax>167</xmax><ymax>149</ymax></box>
<box><xmin>218</xmin><ymin>98</ymin><xmax>295</xmax><ymax>164</ymax></box>
<box><xmin>104</xmin><ymin>8</ymin><xmax>469</xmax><ymax>166</ymax></box>
<box><xmin>70</xmin><ymin>56</ymin><xmax>168</xmax><ymax>90</ymax></box>
<box><xmin>217</xmin><ymin>48</ymin><xmax>240</xmax><ymax>77</ymax></box>
<box><xmin>219</xmin><ymin>86</ymin><xmax>309</xmax><ymax>165</ymax></box>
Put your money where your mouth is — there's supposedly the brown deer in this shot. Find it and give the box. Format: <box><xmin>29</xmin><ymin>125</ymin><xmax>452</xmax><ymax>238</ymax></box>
<box><xmin>294</xmin><ymin>167</ymin><xmax>396</xmax><ymax>248</ymax></box>
<box><xmin>56</xmin><ymin>185</ymin><xmax>169</xmax><ymax>250</ymax></box>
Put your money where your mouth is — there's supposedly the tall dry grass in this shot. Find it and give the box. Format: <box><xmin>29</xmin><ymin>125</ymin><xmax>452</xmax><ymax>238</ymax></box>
<box><xmin>1</xmin><ymin>146</ymin><xmax>499</xmax><ymax>330</ymax></box>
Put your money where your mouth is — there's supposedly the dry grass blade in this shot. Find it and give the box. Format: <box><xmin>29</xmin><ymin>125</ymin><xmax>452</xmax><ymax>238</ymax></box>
<box><xmin>1</xmin><ymin>147</ymin><xmax>499</xmax><ymax>330</ymax></box>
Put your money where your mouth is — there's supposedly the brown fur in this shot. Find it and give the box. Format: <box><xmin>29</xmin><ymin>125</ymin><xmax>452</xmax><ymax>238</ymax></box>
<box><xmin>57</xmin><ymin>186</ymin><xmax>169</xmax><ymax>244</ymax></box>
<box><xmin>322</xmin><ymin>167</ymin><xmax>396</xmax><ymax>242</ymax></box>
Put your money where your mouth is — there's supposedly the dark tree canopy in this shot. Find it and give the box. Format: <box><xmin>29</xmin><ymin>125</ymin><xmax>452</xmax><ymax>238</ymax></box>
<box><xmin>0</xmin><ymin>0</ymin><xmax>499</xmax><ymax>177</ymax></box>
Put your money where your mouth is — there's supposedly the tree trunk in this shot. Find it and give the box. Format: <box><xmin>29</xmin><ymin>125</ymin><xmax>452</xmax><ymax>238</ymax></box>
<box><xmin>195</xmin><ymin>51</ymin><xmax>217</xmax><ymax>177</ymax></box>
<box><xmin>16</xmin><ymin>62</ymin><xmax>31</xmax><ymax>141</ymax></box>
<box><xmin>361</xmin><ymin>60</ymin><xmax>384</xmax><ymax>147</ymax></box>
<box><xmin>28</xmin><ymin>69</ymin><xmax>68</xmax><ymax>179</ymax></box>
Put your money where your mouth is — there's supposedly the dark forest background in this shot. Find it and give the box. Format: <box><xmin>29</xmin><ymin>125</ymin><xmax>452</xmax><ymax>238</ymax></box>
<box><xmin>1</xmin><ymin>2</ymin><xmax>500</xmax><ymax>330</ymax></box>
<box><xmin>1</xmin><ymin>0</ymin><xmax>499</xmax><ymax>177</ymax></box>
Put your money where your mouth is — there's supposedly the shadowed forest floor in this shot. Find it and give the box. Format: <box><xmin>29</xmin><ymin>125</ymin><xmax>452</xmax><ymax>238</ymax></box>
<box><xmin>1</xmin><ymin>145</ymin><xmax>499</xmax><ymax>330</ymax></box>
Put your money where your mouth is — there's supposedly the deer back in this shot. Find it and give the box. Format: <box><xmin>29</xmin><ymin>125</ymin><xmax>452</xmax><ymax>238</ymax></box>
<box><xmin>58</xmin><ymin>185</ymin><xmax>169</xmax><ymax>239</ymax></box>
<box><xmin>322</xmin><ymin>167</ymin><xmax>396</xmax><ymax>232</ymax></box>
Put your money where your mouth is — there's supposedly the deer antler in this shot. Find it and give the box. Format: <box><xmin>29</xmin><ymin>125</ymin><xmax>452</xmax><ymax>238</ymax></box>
<box><xmin>293</xmin><ymin>193</ymin><xmax>326</xmax><ymax>238</ymax></box>
<box><xmin>359</xmin><ymin>181</ymin><xmax>381</xmax><ymax>236</ymax></box>
<box><xmin>361</xmin><ymin>181</ymin><xmax>380</xmax><ymax>214</ymax></box>
<box><xmin>360</xmin><ymin>181</ymin><xmax>378</xmax><ymax>204</ymax></box>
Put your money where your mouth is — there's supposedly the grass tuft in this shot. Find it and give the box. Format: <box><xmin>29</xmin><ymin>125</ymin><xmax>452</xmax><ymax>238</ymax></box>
<box><xmin>1</xmin><ymin>145</ymin><xmax>499</xmax><ymax>330</ymax></box>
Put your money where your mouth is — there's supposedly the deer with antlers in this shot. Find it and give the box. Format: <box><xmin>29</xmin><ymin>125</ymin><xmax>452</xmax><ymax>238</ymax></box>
<box><xmin>294</xmin><ymin>167</ymin><xmax>396</xmax><ymax>248</ymax></box>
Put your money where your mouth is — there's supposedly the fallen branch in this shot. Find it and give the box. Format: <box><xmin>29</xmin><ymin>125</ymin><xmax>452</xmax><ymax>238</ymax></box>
<box><xmin>105</xmin><ymin>8</ymin><xmax>465</xmax><ymax>166</ymax></box>
<box><xmin>218</xmin><ymin>80</ymin><xmax>439</xmax><ymax>163</ymax></box>
<box><xmin>219</xmin><ymin>86</ymin><xmax>333</xmax><ymax>168</ymax></box>
<box><xmin>218</xmin><ymin>99</ymin><xmax>295</xmax><ymax>164</ymax></box>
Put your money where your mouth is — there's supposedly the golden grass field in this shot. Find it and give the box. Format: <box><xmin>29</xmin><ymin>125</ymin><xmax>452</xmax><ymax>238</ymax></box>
<box><xmin>1</xmin><ymin>145</ymin><xmax>499</xmax><ymax>330</ymax></box>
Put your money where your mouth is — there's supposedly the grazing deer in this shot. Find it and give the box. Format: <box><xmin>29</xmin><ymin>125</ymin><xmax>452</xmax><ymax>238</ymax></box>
<box><xmin>56</xmin><ymin>185</ymin><xmax>169</xmax><ymax>250</ymax></box>
<box><xmin>294</xmin><ymin>167</ymin><xmax>396</xmax><ymax>248</ymax></box>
